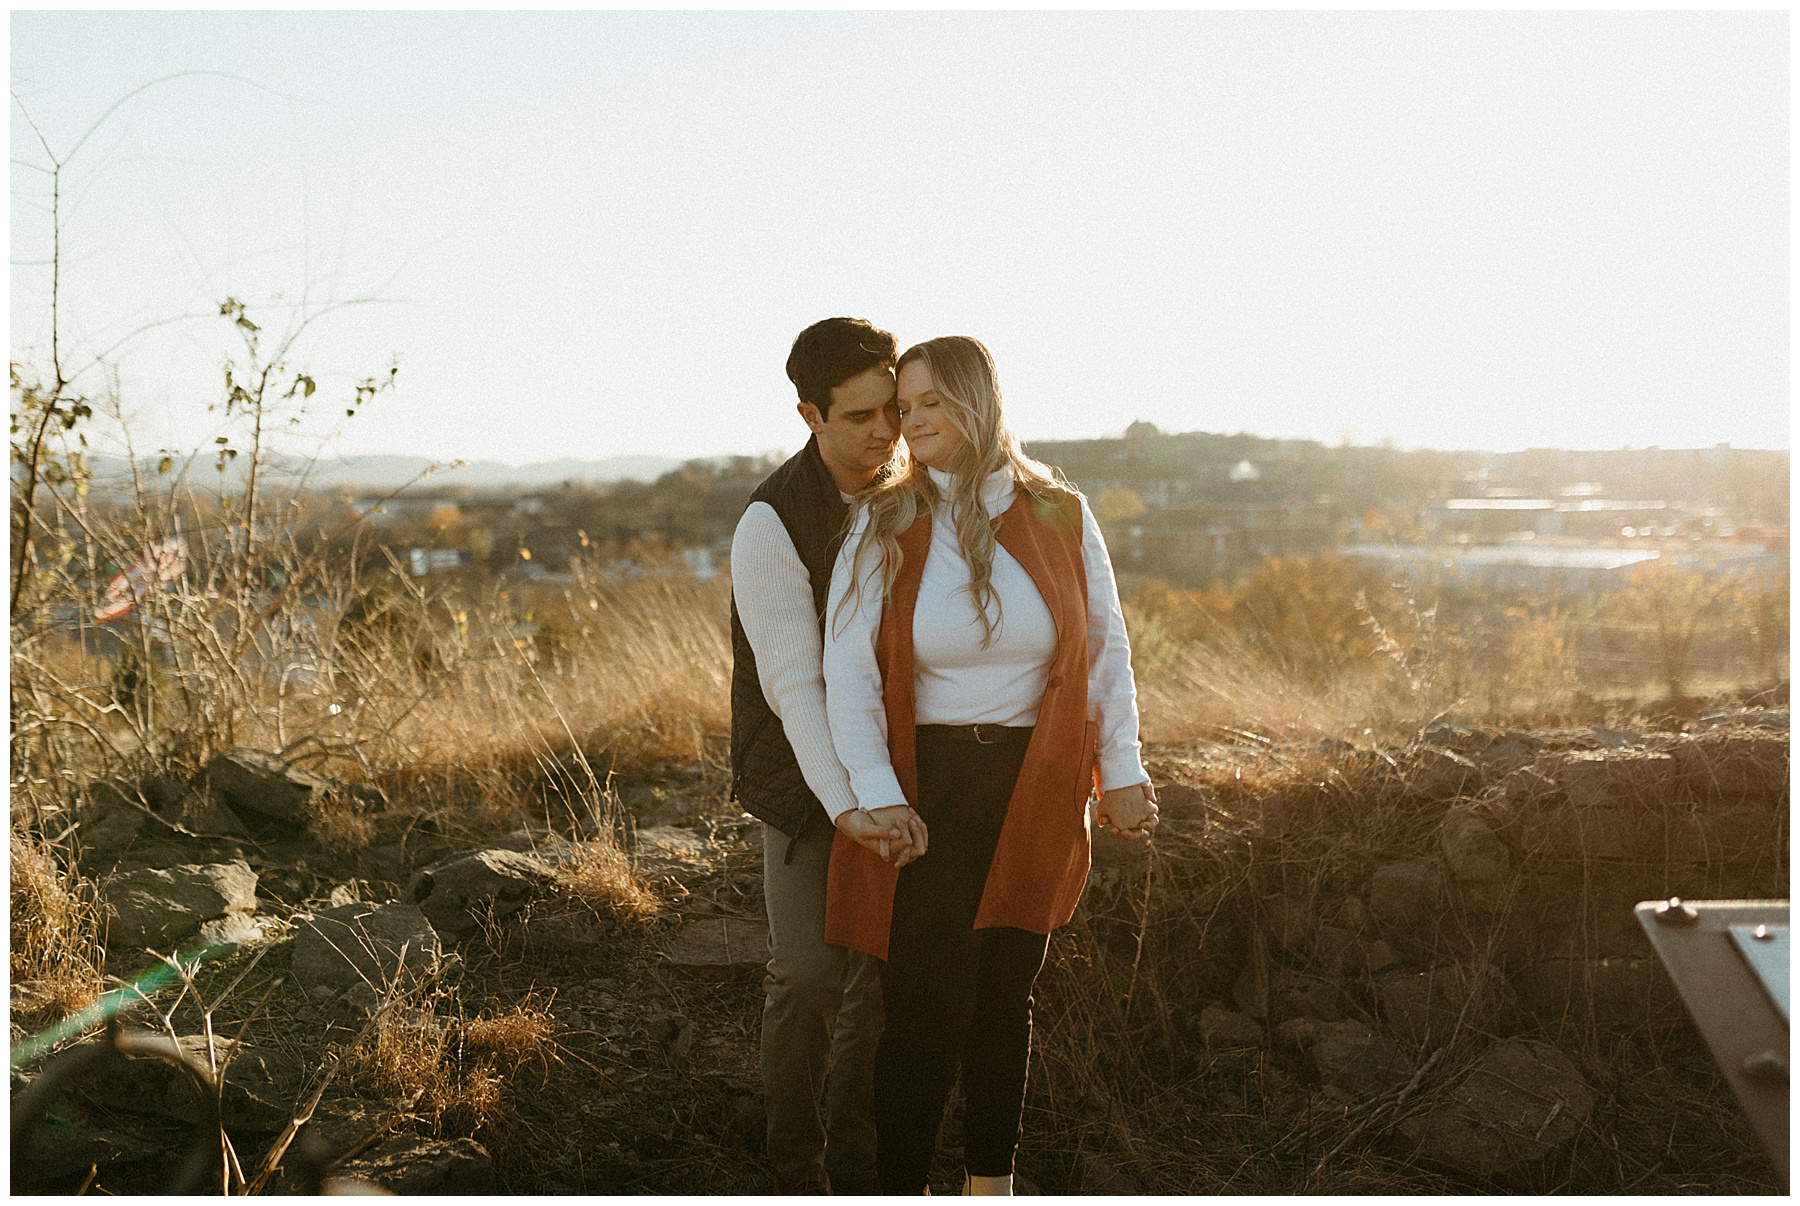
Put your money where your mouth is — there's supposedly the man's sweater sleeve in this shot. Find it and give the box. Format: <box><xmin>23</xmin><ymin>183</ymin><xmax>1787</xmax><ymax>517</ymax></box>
<box><xmin>729</xmin><ymin>502</ymin><xmax>860</xmax><ymax>820</ymax></box>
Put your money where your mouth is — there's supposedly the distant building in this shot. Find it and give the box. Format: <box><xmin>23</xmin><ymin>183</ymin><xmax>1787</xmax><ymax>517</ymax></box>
<box><xmin>1341</xmin><ymin>543</ymin><xmax>1780</xmax><ymax>592</ymax></box>
<box><xmin>1430</xmin><ymin>496</ymin><xmax>1674</xmax><ymax>542</ymax></box>
<box><xmin>1133</xmin><ymin>500</ymin><xmax>1335</xmax><ymax>581</ymax></box>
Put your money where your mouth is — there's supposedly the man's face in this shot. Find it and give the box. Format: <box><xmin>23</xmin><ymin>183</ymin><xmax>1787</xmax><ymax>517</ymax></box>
<box><xmin>799</xmin><ymin>365</ymin><xmax>901</xmax><ymax>490</ymax></box>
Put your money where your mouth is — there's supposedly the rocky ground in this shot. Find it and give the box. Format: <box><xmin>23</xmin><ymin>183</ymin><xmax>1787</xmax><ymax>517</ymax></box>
<box><xmin>9</xmin><ymin>706</ymin><xmax>1790</xmax><ymax>1194</ymax></box>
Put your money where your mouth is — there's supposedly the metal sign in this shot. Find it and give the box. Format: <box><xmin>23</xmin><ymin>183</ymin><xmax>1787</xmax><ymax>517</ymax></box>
<box><xmin>1729</xmin><ymin>923</ymin><xmax>1791</xmax><ymax>1024</ymax></box>
<box><xmin>1637</xmin><ymin>898</ymin><xmax>1789</xmax><ymax>1187</ymax></box>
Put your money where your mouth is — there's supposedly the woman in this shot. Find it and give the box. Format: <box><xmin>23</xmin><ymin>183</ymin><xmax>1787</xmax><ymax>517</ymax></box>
<box><xmin>821</xmin><ymin>336</ymin><xmax>1157</xmax><ymax>1195</ymax></box>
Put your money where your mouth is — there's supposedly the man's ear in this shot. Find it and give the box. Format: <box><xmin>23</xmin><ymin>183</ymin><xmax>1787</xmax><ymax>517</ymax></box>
<box><xmin>797</xmin><ymin>401</ymin><xmax>827</xmax><ymax>434</ymax></box>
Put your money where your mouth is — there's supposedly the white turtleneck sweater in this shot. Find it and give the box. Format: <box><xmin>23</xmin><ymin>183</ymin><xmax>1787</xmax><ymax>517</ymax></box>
<box><xmin>822</xmin><ymin>466</ymin><xmax>1148</xmax><ymax>820</ymax></box>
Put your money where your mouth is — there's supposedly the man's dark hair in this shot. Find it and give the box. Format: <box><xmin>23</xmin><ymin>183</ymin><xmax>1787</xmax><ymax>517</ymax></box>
<box><xmin>785</xmin><ymin>317</ymin><xmax>897</xmax><ymax>418</ymax></box>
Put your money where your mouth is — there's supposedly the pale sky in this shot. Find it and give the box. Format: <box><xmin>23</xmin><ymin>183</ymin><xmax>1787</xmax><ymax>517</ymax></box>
<box><xmin>10</xmin><ymin>10</ymin><xmax>1789</xmax><ymax>467</ymax></box>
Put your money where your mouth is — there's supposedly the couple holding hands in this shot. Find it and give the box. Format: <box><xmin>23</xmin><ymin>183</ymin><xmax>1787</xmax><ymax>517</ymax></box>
<box><xmin>729</xmin><ymin>318</ymin><xmax>1156</xmax><ymax>1196</ymax></box>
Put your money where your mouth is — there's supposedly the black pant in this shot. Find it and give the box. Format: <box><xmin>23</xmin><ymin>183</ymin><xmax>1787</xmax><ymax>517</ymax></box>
<box><xmin>874</xmin><ymin>727</ymin><xmax>1052</xmax><ymax>1194</ymax></box>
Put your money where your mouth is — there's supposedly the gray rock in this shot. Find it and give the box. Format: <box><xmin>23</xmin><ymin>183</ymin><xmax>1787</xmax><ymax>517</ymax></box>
<box><xmin>1697</xmin><ymin>706</ymin><xmax>1789</xmax><ymax>731</ymax></box>
<box><xmin>1074</xmin><ymin>1153</ymin><xmax>1140</xmax><ymax>1195</ymax></box>
<box><xmin>1410</xmin><ymin>746</ymin><xmax>1482</xmax><ymax>799</ymax></box>
<box><xmin>1235</xmin><ymin>961</ymin><xmax>1343</xmax><ymax>1023</ymax></box>
<box><xmin>339</xmin><ymin>1135</ymin><xmax>497</xmax><ymax>1195</ymax></box>
<box><xmin>15</xmin><ymin>1119</ymin><xmax>162</xmax><ymax>1187</ymax></box>
<box><xmin>1377</xmin><ymin>965</ymin><xmax>1471</xmax><ymax>1046</ymax></box>
<box><xmin>102</xmin><ymin>860</ymin><xmax>259</xmax><ymax>951</ymax></box>
<box><xmin>69</xmin><ymin>1033</ymin><xmax>189</xmax><ymax>1115</ymax></box>
<box><xmin>1439</xmin><ymin>806</ymin><xmax>1511</xmax><ymax>884</ymax></box>
<box><xmin>1364</xmin><ymin>939</ymin><xmax>1400</xmax><ymax>974</ymax></box>
<box><xmin>162</xmin><ymin>1037</ymin><xmax>301</xmax><ymax>1132</ymax></box>
<box><xmin>633</xmin><ymin>827</ymin><xmax>715</xmax><ymax>887</ymax></box>
<box><xmin>1232</xmin><ymin>961</ymin><xmax>1268</xmax><ymax>1018</ymax></box>
<box><xmin>1274</xmin><ymin>1017</ymin><xmax>1318</xmax><ymax>1050</ymax></box>
<box><xmin>293</xmin><ymin>1097</ymin><xmax>386</xmax><ymax>1162</ymax></box>
<box><xmin>408</xmin><ymin>848</ymin><xmax>562</xmax><ymax>937</ymax></box>
<box><xmin>523</xmin><ymin>907</ymin><xmax>611</xmax><ymax>955</ymax></box>
<box><xmin>197</xmin><ymin>913</ymin><xmax>276</xmax><ymax>950</ymax></box>
<box><xmin>1369</xmin><ymin>860</ymin><xmax>1444</xmax><ymax>930</ymax></box>
<box><xmin>290</xmin><ymin>901</ymin><xmax>441</xmax><ymax>991</ymax></box>
<box><xmin>1474</xmin><ymin>736</ymin><xmax>1542</xmax><ymax>779</ymax></box>
<box><xmin>1091</xmin><ymin>823</ymin><xmax>1154</xmax><ymax>866</ymax></box>
<box><xmin>647</xmin><ymin>1011</ymin><xmax>695</xmax><ymax>1064</ymax></box>
<box><xmin>68</xmin><ymin>1032</ymin><xmax>295</xmax><ymax>1134</ymax></box>
<box><xmin>1519</xmin><ymin>956</ymin><xmax>1674</xmax><ymax>1027</ymax></box>
<box><xmin>1401</xmin><ymin>1039</ymin><xmax>1593</xmax><ymax>1178</ymax></box>
<box><xmin>622</xmin><ymin>782</ymin><xmax>692</xmax><ymax>828</ymax></box>
<box><xmin>203</xmin><ymin>748</ymin><xmax>331</xmax><ymax>823</ymax></box>
<box><xmin>663</xmin><ymin>915</ymin><xmax>769</xmax><ymax>968</ymax></box>
<box><xmin>171</xmin><ymin>788</ymin><xmax>252</xmax><ymax>837</ymax></box>
<box><xmin>488</xmin><ymin>828</ymin><xmax>577</xmax><ymax>860</ymax></box>
<box><xmin>1262</xmin><ymin>895</ymin><xmax>1315</xmax><ymax>956</ymax></box>
<box><xmin>633</xmin><ymin>825</ymin><xmax>710</xmax><ymax>861</ymax></box>
<box><xmin>1196</xmin><ymin>1004</ymin><xmax>1264</xmax><ymax>1049</ymax></box>
<box><xmin>139</xmin><ymin>774</ymin><xmax>188</xmax><ymax>811</ymax></box>
<box><xmin>1668</xmin><ymin>731</ymin><xmax>1789</xmax><ymax>798</ymax></box>
<box><xmin>1310</xmin><ymin>1019</ymin><xmax>1417</xmax><ymax>1097</ymax></box>
<box><xmin>1315</xmin><ymin>924</ymin><xmax>1368</xmax><ymax>976</ymax></box>
<box><xmin>1544</xmin><ymin>749</ymin><xmax>1676</xmax><ymax>811</ymax></box>
<box><xmin>77</xmin><ymin>781</ymin><xmax>169</xmax><ymax>857</ymax></box>
<box><xmin>75</xmin><ymin>796</ymin><xmax>145</xmax><ymax>858</ymax></box>
<box><xmin>1267</xmin><ymin>969</ymin><xmax>1344</xmax><ymax>1023</ymax></box>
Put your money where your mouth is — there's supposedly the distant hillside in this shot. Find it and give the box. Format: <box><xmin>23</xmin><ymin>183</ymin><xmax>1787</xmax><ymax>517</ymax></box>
<box><xmin>299</xmin><ymin>454</ymin><xmax>686</xmax><ymax>490</ymax></box>
<box><xmin>68</xmin><ymin>452</ymin><xmax>687</xmax><ymax>493</ymax></box>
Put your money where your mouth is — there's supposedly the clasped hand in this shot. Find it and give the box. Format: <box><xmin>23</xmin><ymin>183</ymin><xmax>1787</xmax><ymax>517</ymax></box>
<box><xmin>835</xmin><ymin>804</ymin><xmax>928</xmax><ymax>868</ymax></box>
<box><xmin>1096</xmin><ymin>782</ymin><xmax>1159</xmax><ymax>838</ymax></box>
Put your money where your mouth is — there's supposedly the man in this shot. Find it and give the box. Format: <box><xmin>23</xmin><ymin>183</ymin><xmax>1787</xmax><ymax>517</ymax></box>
<box><xmin>730</xmin><ymin>316</ymin><xmax>925</xmax><ymax>1194</ymax></box>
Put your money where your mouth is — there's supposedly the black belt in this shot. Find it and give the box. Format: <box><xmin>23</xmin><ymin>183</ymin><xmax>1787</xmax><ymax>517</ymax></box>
<box><xmin>916</xmin><ymin>723</ymin><xmax>1033</xmax><ymax>746</ymax></box>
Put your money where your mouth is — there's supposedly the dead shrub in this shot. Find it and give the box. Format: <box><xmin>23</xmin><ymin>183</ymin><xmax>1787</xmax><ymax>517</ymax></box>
<box><xmin>558</xmin><ymin>837</ymin><xmax>658</xmax><ymax>924</ymax></box>
<box><xmin>459</xmin><ymin>994</ymin><xmax>560</xmax><ymax>1079</ymax></box>
<box><xmin>303</xmin><ymin>787</ymin><xmax>375</xmax><ymax>854</ymax></box>
<box><xmin>435</xmin><ymin>1061</ymin><xmax>510</xmax><ymax>1136</ymax></box>
<box><xmin>10</xmin><ymin>831</ymin><xmax>105</xmax><ymax>1022</ymax></box>
<box><xmin>347</xmin><ymin>993</ymin><xmax>453</xmax><ymax>1102</ymax></box>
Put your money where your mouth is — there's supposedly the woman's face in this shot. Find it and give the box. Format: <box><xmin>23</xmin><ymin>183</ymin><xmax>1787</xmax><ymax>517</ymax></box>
<box><xmin>897</xmin><ymin>360</ymin><xmax>964</xmax><ymax>472</ymax></box>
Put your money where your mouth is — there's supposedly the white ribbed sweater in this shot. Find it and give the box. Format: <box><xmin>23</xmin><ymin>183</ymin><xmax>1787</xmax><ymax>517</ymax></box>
<box><xmin>728</xmin><ymin>499</ymin><xmax>862</xmax><ymax>821</ymax></box>
<box><xmin>823</xmin><ymin>468</ymin><xmax>1148</xmax><ymax>819</ymax></box>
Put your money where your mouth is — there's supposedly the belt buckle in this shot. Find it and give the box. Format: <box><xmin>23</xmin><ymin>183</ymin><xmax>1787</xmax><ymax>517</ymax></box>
<box><xmin>973</xmin><ymin>724</ymin><xmax>997</xmax><ymax>745</ymax></box>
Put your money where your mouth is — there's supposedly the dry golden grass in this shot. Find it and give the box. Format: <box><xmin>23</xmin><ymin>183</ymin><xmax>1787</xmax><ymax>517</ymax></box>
<box><xmin>343</xmin><ymin>985</ymin><xmax>565</xmax><ymax>1142</ymax></box>
<box><xmin>302</xmin><ymin>787</ymin><xmax>376</xmax><ymax>854</ymax></box>
<box><xmin>347</xmin><ymin>992</ymin><xmax>454</xmax><ymax>1102</ymax></box>
<box><xmin>9</xmin><ymin>831</ymin><xmax>106</xmax><ymax>1024</ymax></box>
<box><xmin>562</xmin><ymin>856</ymin><xmax>658</xmax><ymax>924</ymax></box>
<box><xmin>459</xmin><ymin>994</ymin><xmax>560</xmax><ymax>1077</ymax></box>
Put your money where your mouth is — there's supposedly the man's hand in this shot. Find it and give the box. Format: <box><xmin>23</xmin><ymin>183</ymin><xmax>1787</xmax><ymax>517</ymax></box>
<box><xmin>1096</xmin><ymin>782</ymin><xmax>1159</xmax><ymax>839</ymax></box>
<box><xmin>835</xmin><ymin>804</ymin><xmax>929</xmax><ymax>868</ymax></box>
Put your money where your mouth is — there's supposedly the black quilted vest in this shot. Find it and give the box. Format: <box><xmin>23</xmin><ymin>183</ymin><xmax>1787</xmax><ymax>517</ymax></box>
<box><xmin>729</xmin><ymin>436</ymin><xmax>851</xmax><ymax>842</ymax></box>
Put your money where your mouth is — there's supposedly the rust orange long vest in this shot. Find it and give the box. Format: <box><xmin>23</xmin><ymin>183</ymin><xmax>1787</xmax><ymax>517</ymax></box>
<box><xmin>824</xmin><ymin>489</ymin><xmax>1101</xmax><ymax>961</ymax></box>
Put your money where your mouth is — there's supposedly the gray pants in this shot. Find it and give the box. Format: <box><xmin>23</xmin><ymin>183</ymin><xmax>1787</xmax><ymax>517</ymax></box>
<box><xmin>762</xmin><ymin>820</ymin><xmax>883</xmax><ymax>1185</ymax></box>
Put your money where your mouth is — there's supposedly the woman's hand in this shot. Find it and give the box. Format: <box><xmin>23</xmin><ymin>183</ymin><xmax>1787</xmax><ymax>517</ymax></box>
<box><xmin>835</xmin><ymin>804</ymin><xmax>930</xmax><ymax>868</ymax></box>
<box><xmin>1096</xmin><ymin>782</ymin><xmax>1159</xmax><ymax>839</ymax></box>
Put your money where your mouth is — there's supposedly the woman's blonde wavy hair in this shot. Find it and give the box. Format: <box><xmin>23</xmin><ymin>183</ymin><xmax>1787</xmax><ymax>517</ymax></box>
<box><xmin>838</xmin><ymin>335</ymin><xmax>1074</xmax><ymax>647</ymax></box>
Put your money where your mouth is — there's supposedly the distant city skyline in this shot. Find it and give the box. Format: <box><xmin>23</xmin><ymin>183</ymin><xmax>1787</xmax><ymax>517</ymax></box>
<box><xmin>11</xmin><ymin>11</ymin><xmax>1788</xmax><ymax>466</ymax></box>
